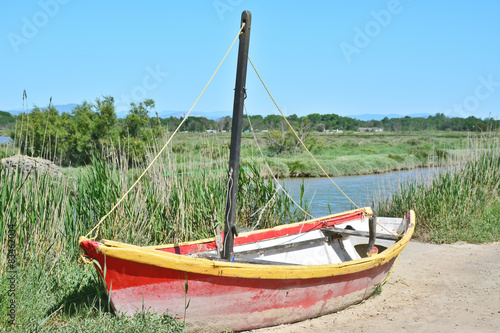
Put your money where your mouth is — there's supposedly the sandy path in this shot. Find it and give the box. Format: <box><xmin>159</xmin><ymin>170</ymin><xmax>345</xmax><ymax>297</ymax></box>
<box><xmin>248</xmin><ymin>242</ymin><xmax>500</xmax><ymax>333</ymax></box>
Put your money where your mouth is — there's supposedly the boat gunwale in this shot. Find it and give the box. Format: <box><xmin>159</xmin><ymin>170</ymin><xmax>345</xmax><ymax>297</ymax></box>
<box><xmin>79</xmin><ymin>208</ymin><xmax>415</xmax><ymax>280</ymax></box>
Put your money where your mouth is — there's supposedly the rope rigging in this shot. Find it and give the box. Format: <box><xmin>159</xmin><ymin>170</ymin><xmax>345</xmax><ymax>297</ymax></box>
<box><xmin>247</xmin><ymin>57</ymin><xmax>360</xmax><ymax>210</ymax></box>
<box><xmin>85</xmin><ymin>23</ymin><xmax>370</xmax><ymax>240</ymax></box>
<box><xmin>247</xmin><ymin>58</ymin><xmax>402</xmax><ymax>238</ymax></box>
<box><xmin>85</xmin><ymin>22</ymin><xmax>246</xmax><ymax>239</ymax></box>
<box><xmin>244</xmin><ymin>105</ymin><xmax>315</xmax><ymax>227</ymax></box>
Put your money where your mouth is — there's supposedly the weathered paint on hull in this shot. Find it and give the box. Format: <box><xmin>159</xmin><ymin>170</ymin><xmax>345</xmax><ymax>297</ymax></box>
<box><xmin>82</xmin><ymin>246</ymin><xmax>395</xmax><ymax>332</ymax></box>
<box><xmin>80</xmin><ymin>209</ymin><xmax>415</xmax><ymax>332</ymax></box>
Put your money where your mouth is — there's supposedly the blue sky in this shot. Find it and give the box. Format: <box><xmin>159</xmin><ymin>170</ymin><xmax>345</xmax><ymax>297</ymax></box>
<box><xmin>1</xmin><ymin>1</ymin><xmax>499</xmax><ymax>119</ymax></box>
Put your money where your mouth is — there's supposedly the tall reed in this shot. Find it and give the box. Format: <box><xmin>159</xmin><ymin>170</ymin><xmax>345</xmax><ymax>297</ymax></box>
<box><xmin>1</xmin><ymin>135</ymin><xmax>306</xmax><ymax>268</ymax></box>
<box><xmin>376</xmin><ymin>133</ymin><xmax>500</xmax><ymax>243</ymax></box>
<box><xmin>0</xmin><ymin>134</ymin><xmax>306</xmax><ymax>330</ymax></box>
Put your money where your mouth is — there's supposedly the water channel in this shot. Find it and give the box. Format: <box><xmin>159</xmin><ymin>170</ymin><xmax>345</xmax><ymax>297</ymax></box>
<box><xmin>0</xmin><ymin>133</ymin><xmax>438</xmax><ymax>219</ymax></box>
<box><xmin>280</xmin><ymin>168</ymin><xmax>439</xmax><ymax>218</ymax></box>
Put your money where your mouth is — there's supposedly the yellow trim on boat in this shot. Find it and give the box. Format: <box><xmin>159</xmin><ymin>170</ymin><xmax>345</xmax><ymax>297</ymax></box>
<box><xmin>79</xmin><ymin>208</ymin><xmax>414</xmax><ymax>280</ymax></box>
<box><xmin>96</xmin><ymin>207</ymin><xmax>373</xmax><ymax>251</ymax></box>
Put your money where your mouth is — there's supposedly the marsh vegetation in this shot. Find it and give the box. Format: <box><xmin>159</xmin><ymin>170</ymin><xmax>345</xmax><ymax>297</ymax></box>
<box><xmin>1</xmin><ymin>124</ymin><xmax>499</xmax><ymax>331</ymax></box>
<box><xmin>376</xmin><ymin>133</ymin><xmax>500</xmax><ymax>243</ymax></box>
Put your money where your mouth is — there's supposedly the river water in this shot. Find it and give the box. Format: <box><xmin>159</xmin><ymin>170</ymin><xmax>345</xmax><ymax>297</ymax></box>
<box><xmin>0</xmin><ymin>132</ymin><xmax>436</xmax><ymax>218</ymax></box>
<box><xmin>280</xmin><ymin>168</ymin><xmax>439</xmax><ymax>217</ymax></box>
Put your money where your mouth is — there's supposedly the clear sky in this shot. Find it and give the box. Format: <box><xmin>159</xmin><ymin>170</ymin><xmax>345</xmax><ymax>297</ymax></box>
<box><xmin>1</xmin><ymin>1</ymin><xmax>499</xmax><ymax>119</ymax></box>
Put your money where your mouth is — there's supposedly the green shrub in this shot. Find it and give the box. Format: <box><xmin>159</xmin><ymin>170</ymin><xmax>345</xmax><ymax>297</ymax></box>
<box><xmin>388</xmin><ymin>154</ymin><xmax>405</xmax><ymax>162</ymax></box>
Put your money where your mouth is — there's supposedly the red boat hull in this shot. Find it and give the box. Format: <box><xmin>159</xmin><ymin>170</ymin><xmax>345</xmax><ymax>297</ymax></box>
<box><xmin>80</xmin><ymin>209</ymin><xmax>414</xmax><ymax>332</ymax></box>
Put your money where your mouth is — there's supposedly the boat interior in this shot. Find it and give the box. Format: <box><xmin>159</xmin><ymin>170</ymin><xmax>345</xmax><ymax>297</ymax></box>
<box><xmin>192</xmin><ymin>216</ymin><xmax>406</xmax><ymax>266</ymax></box>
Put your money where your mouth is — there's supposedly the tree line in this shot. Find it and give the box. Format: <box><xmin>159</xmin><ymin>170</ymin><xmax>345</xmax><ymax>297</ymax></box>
<box><xmin>161</xmin><ymin>112</ymin><xmax>498</xmax><ymax>133</ymax></box>
<box><xmin>2</xmin><ymin>98</ymin><xmax>498</xmax><ymax>166</ymax></box>
<box><xmin>7</xmin><ymin>97</ymin><xmax>160</xmax><ymax>166</ymax></box>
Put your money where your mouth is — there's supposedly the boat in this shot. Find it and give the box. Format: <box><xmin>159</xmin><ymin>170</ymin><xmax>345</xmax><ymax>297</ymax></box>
<box><xmin>80</xmin><ymin>208</ymin><xmax>414</xmax><ymax>332</ymax></box>
<box><xmin>79</xmin><ymin>11</ymin><xmax>415</xmax><ymax>332</ymax></box>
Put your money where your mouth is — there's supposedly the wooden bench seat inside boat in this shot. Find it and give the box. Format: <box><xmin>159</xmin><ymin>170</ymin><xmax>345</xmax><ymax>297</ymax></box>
<box><xmin>194</xmin><ymin>230</ymin><xmax>362</xmax><ymax>265</ymax></box>
<box><xmin>192</xmin><ymin>222</ymin><xmax>401</xmax><ymax>266</ymax></box>
<box><xmin>320</xmin><ymin>227</ymin><xmax>399</xmax><ymax>241</ymax></box>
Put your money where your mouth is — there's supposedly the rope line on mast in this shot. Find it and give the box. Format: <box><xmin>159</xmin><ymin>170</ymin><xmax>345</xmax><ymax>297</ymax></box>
<box><xmin>248</xmin><ymin>57</ymin><xmax>360</xmax><ymax>210</ymax></box>
<box><xmin>85</xmin><ymin>23</ymin><xmax>246</xmax><ymax>239</ymax></box>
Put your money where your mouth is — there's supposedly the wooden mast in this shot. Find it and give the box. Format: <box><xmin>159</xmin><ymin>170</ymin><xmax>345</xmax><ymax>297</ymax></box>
<box><xmin>222</xmin><ymin>10</ymin><xmax>252</xmax><ymax>260</ymax></box>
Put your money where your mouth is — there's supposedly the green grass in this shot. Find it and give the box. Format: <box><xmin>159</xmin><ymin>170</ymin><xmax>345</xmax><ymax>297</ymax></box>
<box><xmin>375</xmin><ymin>133</ymin><xmax>500</xmax><ymax>243</ymax></box>
<box><xmin>0</xmin><ymin>142</ymin><xmax>16</xmax><ymax>160</ymax></box>
<box><xmin>0</xmin><ymin>257</ymin><xmax>185</xmax><ymax>332</ymax></box>
<box><xmin>1</xmin><ymin>130</ymin><xmax>499</xmax><ymax>331</ymax></box>
<box><xmin>265</xmin><ymin>153</ymin><xmax>424</xmax><ymax>177</ymax></box>
<box><xmin>0</xmin><ymin>140</ymin><xmax>306</xmax><ymax>331</ymax></box>
<box><xmin>159</xmin><ymin>131</ymin><xmax>474</xmax><ymax>178</ymax></box>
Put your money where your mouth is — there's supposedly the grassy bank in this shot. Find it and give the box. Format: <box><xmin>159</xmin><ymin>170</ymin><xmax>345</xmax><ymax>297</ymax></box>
<box><xmin>1</xmin><ymin>130</ymin><xmax>498</xmax><ymax>331</ymax></box>
<box><xmin>151</xmin><ymin>130</ymin><xmax>473</xmax><ymax>178</ymax></box>
<box><xmin>0</xmin><ymin>257</ymin><xmax>185</xmax><ymax>333</ymax></box>
<box><xmin>0</xmin><ymin>143</ymin><xmax>16</xmax><ymax>160</ymax></box>
<box><xmin>0</xmin><ymin>145</ymin><xmax>306</xmax><ymax>331</ymax></box>
<box><xmin>263</xmin><ymin>131</ymin><xmax>458</xmax><ymax>177</ymax></box>
<box><xmin>375</xmin><ymin>133</ymin><xmax>500</xmax><ymax>243</ymax></box>
<box><xmin>3</xmin><ymin>130</ymin><xmax>475</xmax><ymax>178</ymax></box>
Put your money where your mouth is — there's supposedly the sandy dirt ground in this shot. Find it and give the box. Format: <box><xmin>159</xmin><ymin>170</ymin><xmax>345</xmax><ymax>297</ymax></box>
<box><xmin>248</xmin><ymin>241</ymin><xmax>500</xmax><ymax>333</ymax></box>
